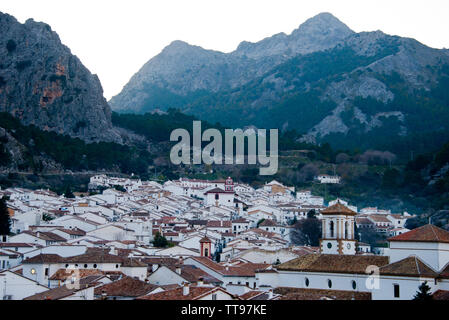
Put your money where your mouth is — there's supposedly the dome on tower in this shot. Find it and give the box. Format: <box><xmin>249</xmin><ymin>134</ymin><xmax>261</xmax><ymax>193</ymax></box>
<box><xmin>199</xmin><ymin>236</ymin><xmax>212</xmax><ymax>243</ymax></box>
<box><xmin>322</xmin><ymin>203</ymin><xmax>357</xmax><ymax>216</ymax></box>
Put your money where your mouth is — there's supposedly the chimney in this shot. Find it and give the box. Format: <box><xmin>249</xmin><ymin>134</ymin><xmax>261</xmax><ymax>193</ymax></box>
<box><xmin>183</xmin><ymin>283</ymin><xmax>190</xmax><ymax>296</ymax></box>
<box><xmin>151</xmin><ymin>264</ymin><xmax>159</xmax><ymax>273</ymax></box>
<box><xmin>197</xmin><ymin>277</ymin><xmax>204</xmax><ymax>287</ymax></box>
<box><xmin>176</xmin><ymin>266</ymin><xmax>182</xmax><ymax>275</ymax></box>
<box><xmin>268</xmin><ymin>289</ymin><xmax>273</xmax><ymax>300</ymax></box>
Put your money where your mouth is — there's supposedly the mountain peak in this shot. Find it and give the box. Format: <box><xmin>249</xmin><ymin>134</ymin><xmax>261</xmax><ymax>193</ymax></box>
<box><xmin>233</xmin><ymin>12</ymin><xmax>353</xmax><ymax>60</ymax></box>
<box><xmin>294</xmin><ymin>12</ymin><xmax>354</xmax><ymax>36</ymax></box>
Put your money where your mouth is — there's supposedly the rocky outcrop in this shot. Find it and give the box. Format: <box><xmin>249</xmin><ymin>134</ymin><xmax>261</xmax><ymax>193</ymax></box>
<box><xmin>233</xmin><ymin>12</ymin><xmax>354</xmax><ymax>59</ymax></box>
<box><xmin>0</xmin><ymin>12</ymin><xmax>123</xmax><ymax>143</ymax></box>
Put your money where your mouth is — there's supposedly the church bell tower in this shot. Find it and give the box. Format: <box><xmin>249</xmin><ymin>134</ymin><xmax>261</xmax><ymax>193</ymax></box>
<box><xmin>320</xmin><ymin>202</ymin><xmax>357</xmax><ymax>255</ymax></box>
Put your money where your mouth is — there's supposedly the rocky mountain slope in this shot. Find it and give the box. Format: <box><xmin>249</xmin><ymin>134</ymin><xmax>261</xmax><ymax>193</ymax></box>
<box><xmin>109</xmin><ymin>13</ymin><xmax>355</xmax><ymax>112</ymax></box>
<box><xmin>110</xmin><ymin>13</ymin><xmax>449</xmax><ymax>155</ymax></box>
<box><xmin>0</xmin><ymin>12</ymin><xmax>123</xmax><ymax>143</ymax></box>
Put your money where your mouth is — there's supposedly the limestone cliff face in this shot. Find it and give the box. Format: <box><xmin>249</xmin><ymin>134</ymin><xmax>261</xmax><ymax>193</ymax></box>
<box><xmin>0</xmin><ymin>12</ymin><xmax>122</xmax><ymax>143</ymax></box>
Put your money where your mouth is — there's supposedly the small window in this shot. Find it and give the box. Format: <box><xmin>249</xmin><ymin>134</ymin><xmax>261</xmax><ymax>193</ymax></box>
<box><xmin>93</xmin><ymin>264</ymin><xmax>97</xmax><ymax>269</ymax></box>
<box><xmin>84</xmin><ymin>264</ymin><xmax>88</xmax><ymax>268</ymax></box>
<box><xmin>115</xmin><ymin>264</ymin><xmax>119</xmax><ymax>269</ymax></box>
<box><xmin>352</xmin><ymin>280</ymin><xmax>357</xmax><ymax>290</ymax></box>
<box><xmin>394</xmin><ymin>284</ymin><xmax>400</xmax><ymax>298</ymax></box>
<box><xmin>65</xmin><ymin>264</ymin><xmax>69</xmax><ymax>268</ymax></box>
<box><xmin>44</xmin><ymin>268</ymin><xmax>49</xmax><ymax>276</ymax></box>
<box><xmin>305</xmin><ymin>277</ymin><xmax>309</xmax><ymax>287</ymax></box>
<box><xmin>328</xmin><ymin>279</ymin><xmax>332</xmax><ymax>288</ymax></box>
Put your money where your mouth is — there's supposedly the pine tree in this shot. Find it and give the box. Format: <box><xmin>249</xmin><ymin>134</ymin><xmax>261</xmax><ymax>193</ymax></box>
<box><xmin>413</xmin><ymin>281</ymin><xmax>433</xmax><ymax>300</ymax></box>
<box><xmin>64</xmin><ymin>185</ymin><xmax>75</xmax><ymax>199</ymax></box>
<box><xmin>152</xmin><ymin>232</ymin><xmax>168</xmax><ymax>248</ymax></box>
<box><xmin>0</xmin><ymin>196</ymin><xmax>11</xmax><ymax>236</ymax></box>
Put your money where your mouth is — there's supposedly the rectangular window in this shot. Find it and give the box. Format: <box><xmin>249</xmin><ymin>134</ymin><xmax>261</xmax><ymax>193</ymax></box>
<box><xmin>394</xmin><ymin>284</ymin><xmax>400</xmax><ymax>298</ymax></box>
<box><xmin>45</xmin><ymin>268</ymin><xmax>49</xmax><ymax>276</ymax></box>
<box><xmin>212</xmin><ymin>294</ymin><xmax>217</xmax><ymax>300</ymax></box>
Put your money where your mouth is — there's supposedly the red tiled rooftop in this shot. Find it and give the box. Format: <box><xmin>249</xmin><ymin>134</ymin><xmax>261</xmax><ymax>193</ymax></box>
<box><xmin>388</xmin><ymin>224</ymin><xmax>449</xmax><ymax>243</ymax></box>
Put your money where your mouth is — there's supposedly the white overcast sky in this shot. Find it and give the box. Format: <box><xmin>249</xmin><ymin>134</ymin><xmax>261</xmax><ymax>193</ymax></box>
<box><xmin>1</xmin><ymin>0</ymin><xmax>448</xmax><ymax>100</ymax></box>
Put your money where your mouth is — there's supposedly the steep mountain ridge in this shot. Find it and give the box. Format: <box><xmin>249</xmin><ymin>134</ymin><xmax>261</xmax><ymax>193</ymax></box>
<box><xmin>109</xmin><ymin>12</ymin><xmax>355</xmax><ymax>113</ymax></box>
<box><xmin>0</xmin><ymin>12</ymin><xmax>123</xmax><ymax>143</ymax></box>
<box><xmin>110</xmin><ymin>13</ymin><xmax>449</xmax><ymax>156</ymax></box>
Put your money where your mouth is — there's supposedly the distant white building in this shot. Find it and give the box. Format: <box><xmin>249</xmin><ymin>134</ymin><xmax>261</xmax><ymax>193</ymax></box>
<box><xmin>315</xmin><ymin>174</ymin><xmax>341</xmax><ymax>184</ymax></box>
<box><xmin>204</xmin><ymin>177</ymin><xmax>235</xmax><ymax>207</ymax></box>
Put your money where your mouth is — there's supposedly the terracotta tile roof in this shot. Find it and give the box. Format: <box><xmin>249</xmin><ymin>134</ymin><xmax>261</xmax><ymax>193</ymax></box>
<box><xmin>137</xmin><ymin>285</ymin><xmax>231</xmax><ymax>300</ymax></box>
<box><xmin>187</xmin><ymin>220</ymin><xmax>208</xmax><ymax>226</ymax></box>
<box><xmin>190</xmin><ymin>257</ymin><xmax>270</xmax><ymax>277</ymax></box>
<box><xmin>275</xmin><ymin>287</ymin><xmax>371</xmax><ymax>300</ymax></box>
<box><xmin>23</xmin><ymin>254</ymin><xmax>63</xmax><ymax>264</ymax></box>
<box><xmin>379</xmin><ymin>256</ymin><xmax>438</xmax><ymax>278</ymax></box>
<box><xmin>94</xmin><ymin>276</ymin><xmax>158</xmax><ymax>297</ymax></box>
<box><xmin>205</xmin><ymin>188</ymin><xmax>234</xmax><ymax>194</ymax></box>
<box><xmin>239</xmin><ymin>291</ymin><xmax>265</xmax><ymax>300</ymax></box>
<box><xmin>23</xmin><ymin>251</ymin><xmax>145</xmax><ymax>266</ymax></box>
<box><xmin>259</xmin><ymin>219</ymin><xmax>277</xmax><ymax>227</ymax></box>
<box><xmin>49</xmin><ymin>269</ymin><xmax>104</xmax><ymax>280</ymax></box>
<box><xmin>277</xmin><ymin>254</ymin><xmax>389</xmax><ymax>274</ymax></box>
<box><xmin>355</xmin><ymin>217</ymin><xmax>375</xmax><ymax>225</ymax></box>
<box><xmin>24</xmin><ymin>231</ymin><xmax>67</xmax><ymax>242</ymax></box>
<box><xmin>0</xmin><ymin>243</ymin><xmax>34</xmax><ymax>248</ymax></box>
<box><xmin>321</xmin><ymin>203</ymin><xmax>356</xmax><ymax>216</ymax></box>
<box><xmin>199</xmin><ymin>236</ymin><xmax>212</xmax><ymax>243</ymax></box>
<box><xmin>24</xmin><ymin>284</ymin><xmax>92</xmax><ymax>300</ymax></box>
<box><xmin>206</xmin><ymin>220</ymin><xmax>232</xmax><ymax>228</ymax></box>
<box><xmin>141</xmin><ymin>257</ymin><xmax>179</xmax><ymax>267</ymax></box>
<box><xmin>437</xmin><ymin>263</ymin><xmax>449</xmax><ymax>278</ymax></box>
<box><xmin>388</xmin><ymin>224</ymin><xmax>449</xmax><ymax>243</ymax></box>
<box><xmin>368</xmin><ymin>215</ymin><xmax>392</xmax><ymax>223</ymax></box>
<box><xmin>432</xmin><ymin>290</ymin><xmax>449</xmax><ymax>300</ymax></box>
<box><xmin>167</xmin><ymin>265</ymin><xmax>222</xmax><ymax>284</ymax></box>
<box><xmin>59</xmin><ymin>228</ymin><xmax>86</xmax><ymax>236</ymax></box>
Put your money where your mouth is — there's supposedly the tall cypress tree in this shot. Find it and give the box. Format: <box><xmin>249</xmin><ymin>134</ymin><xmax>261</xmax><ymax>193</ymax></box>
<box><xmin>0</xmin><ymin>196</ymin><xmax>11</xmax><ymax>236</ymax></box>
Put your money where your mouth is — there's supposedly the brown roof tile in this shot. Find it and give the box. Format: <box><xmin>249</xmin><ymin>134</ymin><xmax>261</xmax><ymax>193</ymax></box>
<box><xmin>321</xmin><ymin>203</ymin><xmax>356</xmax><ymax>216</ymax></box>
<box><xmin>137</xmin><ymin>285</ymin><xmax>232</xmax><ymax>300</ymax></box>
<box><xmin>24</xmin><ymin>284</ymin><xmax>92</xmax><ymax>300</ymax></box>
<box><xmin>277</xmin><ymin>254</ymin><xmax>389</xmax><ymax>274</ymax></box>
<box><xmin>379</xmin><ymin>256</ymin><xmax>438</xmax><ymax>278</ymax></box>
<box><xmin>94</xmin><ymin>276</ymin><xmax>158</xmax><ymax>297</ymax></box>
<box><xmin>388</xmin><ymin>224</ymin><xmax>449</xmax><ymax>243</ymax></box>
<box><xmin>275</xmin><ymin>287</ymin><xmax>371</xmax><ymax>300</ymax></box>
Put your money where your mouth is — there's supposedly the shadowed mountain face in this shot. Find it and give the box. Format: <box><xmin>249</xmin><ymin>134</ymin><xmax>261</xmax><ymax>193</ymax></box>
<box><xmin>0</xmin><ymin>12</ymin><xmax>123</xmax><ymax>143</ymax></box>
<box><xmin>109</xmin><ymin>12</ymin><xmax>355</xmax><ymax>111</ymax></box>
<box><xmin>110</xmin><ymin>12</ymin><xmax>449</xmax><ymax>153</ymax></box>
